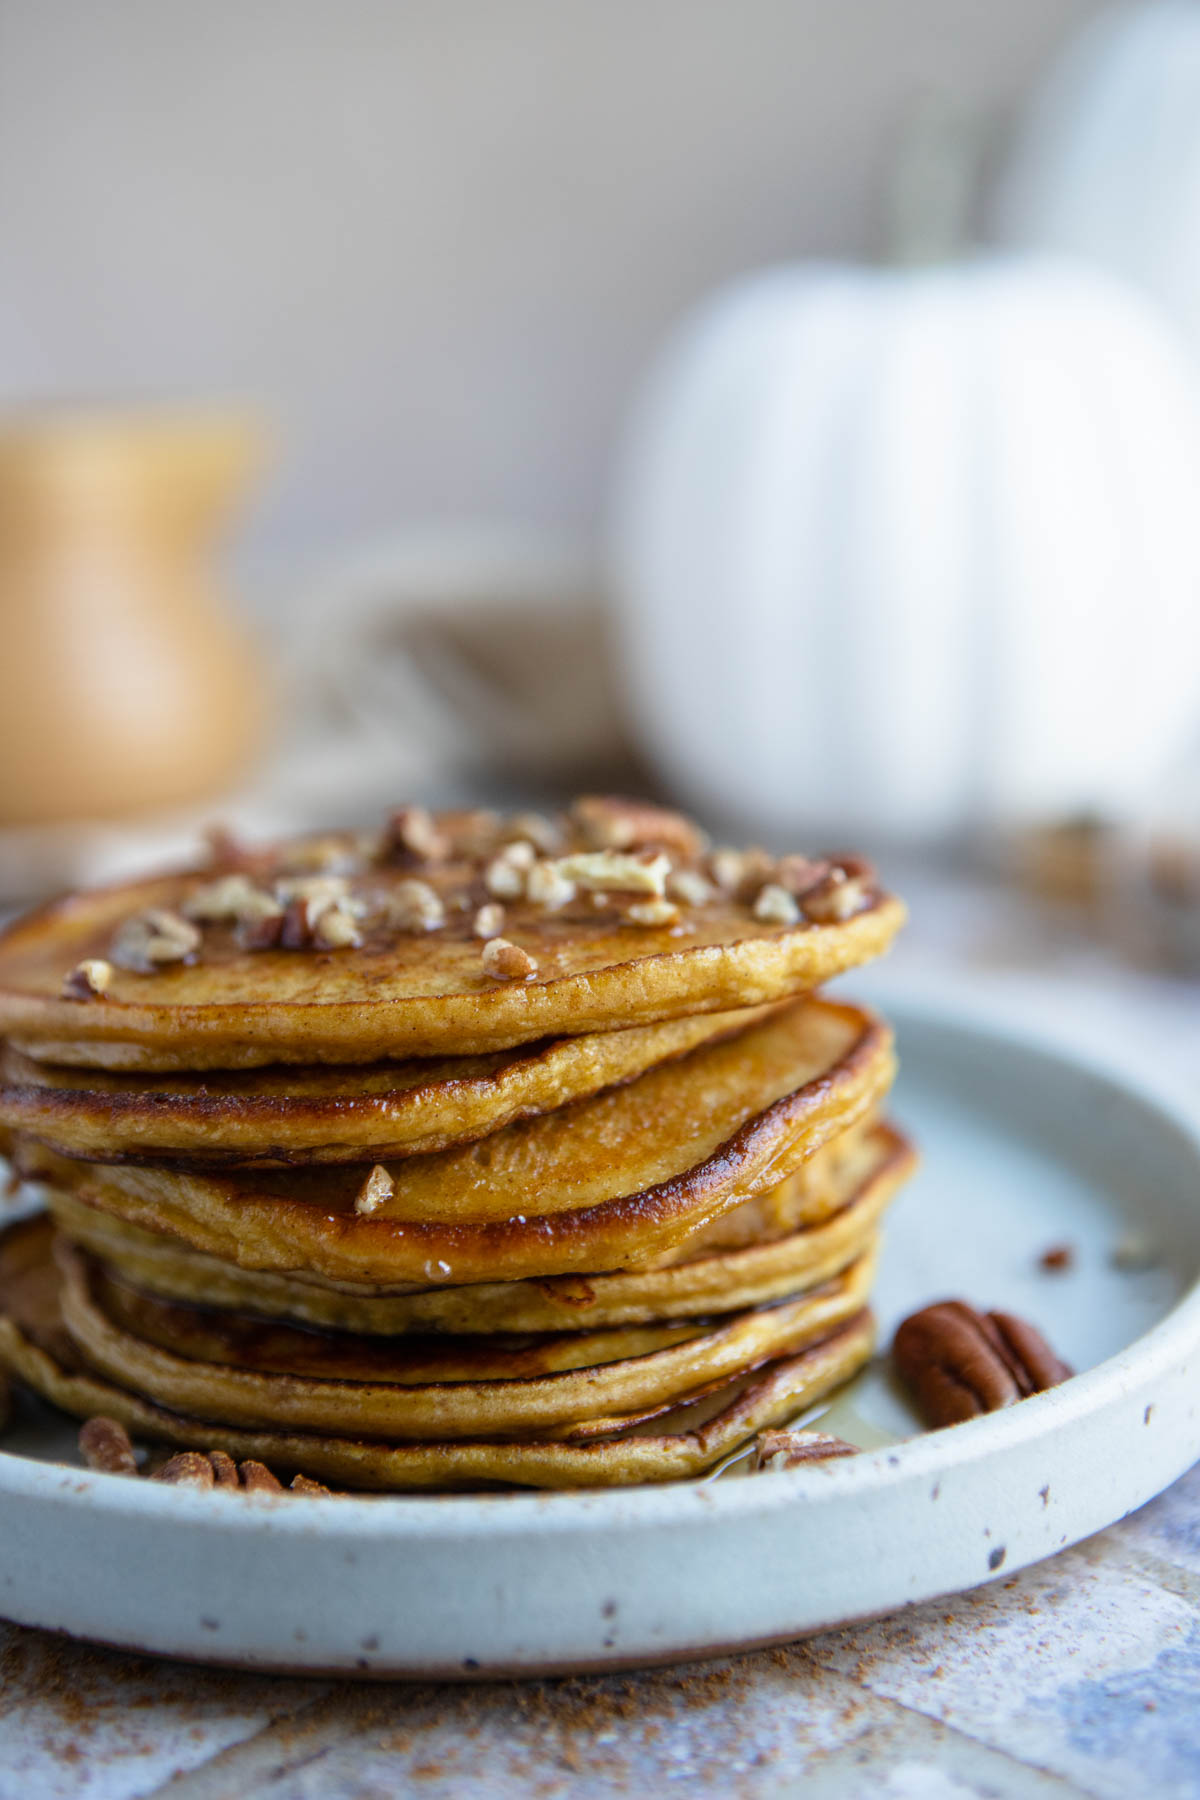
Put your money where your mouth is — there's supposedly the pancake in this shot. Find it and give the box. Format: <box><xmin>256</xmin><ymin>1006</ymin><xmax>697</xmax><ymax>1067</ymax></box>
<box><xmin>47</xmin><ymin>1122</ymin><xmax>911</xmax><ymax>1334</ymax></box>
<box><xmin>14</xmin><ymin>1002</ymin><xmax>894</xmax><ymax>1284</ymax></box>
<box><xmin>0</xmin><ymin>1003</ymin><xmax>774</xmax><ymax>1167</ymax></box>
<box><xmin>58</xmin><ymin>1235</ymin><xmax>875</xmax><ymax>1437</ymax></box>
<box><xmin>0</xmin><ymin>1217</ymin><xmax>875</xmax><ymax>1487</ymax></box>
<box><xmin>0</xmin><ymin>801</ymin><xmax>904</xmax><ymax>1067</ymax></box>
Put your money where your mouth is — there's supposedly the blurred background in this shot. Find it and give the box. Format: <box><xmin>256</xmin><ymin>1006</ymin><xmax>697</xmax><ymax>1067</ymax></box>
<box><xmin>1</xmin><ymin>0</ymin><xmax>1199</xmax><ymax>1030</ymax></box>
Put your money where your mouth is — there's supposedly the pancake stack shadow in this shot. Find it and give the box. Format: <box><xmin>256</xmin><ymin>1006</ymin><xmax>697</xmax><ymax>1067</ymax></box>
<box><xmin>0</xmin><ymin>798</ymin><xmax>913</xmax><ymax>1490</ymax></box>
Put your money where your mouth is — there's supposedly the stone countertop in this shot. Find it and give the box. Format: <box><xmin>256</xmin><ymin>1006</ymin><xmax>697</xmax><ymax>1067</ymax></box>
<box><xmin>1</xmin><ymin>870</ymin><xmax>1197</xmax><ymax>1800</ymax></box>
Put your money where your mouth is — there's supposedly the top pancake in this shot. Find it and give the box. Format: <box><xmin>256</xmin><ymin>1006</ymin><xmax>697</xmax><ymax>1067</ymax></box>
<box><xmin>0</xmin><ymin>798</ymin><xmax>904</xmax><ymax>1068</ymax></box>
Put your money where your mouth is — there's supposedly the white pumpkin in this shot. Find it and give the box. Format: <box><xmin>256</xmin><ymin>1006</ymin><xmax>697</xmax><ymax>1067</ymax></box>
<box><xmin>610</xmin><ymin>254</ymin><xmax>1200</xmax><ymax>841</ymax></box>
<box><xmin>996</xmin><ymin>0</ymin><xmax>1200</xmax><ymax>353</ymax></box>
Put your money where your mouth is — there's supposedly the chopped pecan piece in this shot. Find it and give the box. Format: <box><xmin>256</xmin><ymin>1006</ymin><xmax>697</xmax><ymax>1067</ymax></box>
<box><xmin>752</xmin><ymin>1429</ymin><xmax>859</xmax><ymax>1471</ymax></box>
<box><xmin>707</xmin><ymin>846</ymin><xmax>776</xmax><ymax>901</ymax></box>
<box><xmin>484</xmin><ymin>854</ymin><xmax>528</xmax><ymax>901</ymax></box>
<box><xmin>893</xmin><ymin>1301</ymin><xmax>1072</xmax><ymax>1428</ymax></box>
<box><xmin>291</xmin><ymin>1473</ymin><xmax>332</xmax><ymax>1496</ymax></box>
<box><xmin>481</xmin><ymin>937</ymin><xmax>538</xmax><ymax>980</ymax></box>
<box><xmin>801</xmin><ymin>856</ymin><xmax>875</xmax><ymax>924</ymax></box>
<box><xmin>239</xmin><ymin>1459</ymin><xmax>284</xmax><ymax>1493</ymax></box>
<box><xmin>354</xmin><ymin>1164</ymin><xmax>395</xmax><ymax>1215</ymax></box>
<box><xmin>275</xmin><ymin>835</ymin><xmax>361</xmax><ymax>876</ymax></box>
<box><xmin>526</xmin><ymin>860</ymin><xmax>576</xmax><ymax>909</ymax></box>
<box><xmin>571</xmin><ymin>796</ymin><xmax>707</xmax><ymax>860</ymax></box>
<box><xmin>79</xmin><ymin>1416</ymin><xmax>138</xmax><ymax>1476</ymax></box>
<box><xmin>77</xmin><ymin>1428</ymin><xmax>313</xmax><ymax>1496</ymax></box>
<box><xmin>311</xmin><ymin>901</ymin><xmax>363</xmax><ymax>950</ymax></box>
<box><xmin>505</xmin><ymin>811</ymin><xmax>563</xmax><ymax>855</ymax></box>
<box><xmin>752</xmin><ymin>883</ymin><xmax>801</xmax><ymax>926</ymax></box>
<box><xmin>280</xmin><ymin>896</ymin><xmax>325</xmax><ymax>949</ymax></box>
<box><xmin>110</xmin><ymin>909</ymin><xmax>201</xmax><ymax>972</ymax></box>
<box><xmin>63</xmin><ymin>959</ymin><xmax>112</xmax><ymax>1000</ymax></box>
<box><xmin>625</xmin><ymin>898</ymin><xmax>679</xmax><ymax>927</ymax></box>
<box><xmin>217</xmin><ymin>875</ymin><xmax>320</xmax><ymax>947</ymax></box>
<box><xmin>182</xmin><ymin>873</ymin><xmax>280</xmax><ymax>925</ymax></box>
<box><xmin>441</xmin><ymin>808</ymin><xmax>502</xmax><ymax>859</ymax></box>
<box><xmin>208</xmin><ymin>1449</ymin><xmax>241</xmax><ymax>1488</ymax></box>
<box><xmin>151</xmin><ymin>1450</ymin><xmax>217</xmax><ymax>1487</ymax></box>
<box><xmin>274</xmin><ymin>874</ymin><xmax>350</xmax><ymax>907</ymax></box>
<box><xmin>485</xmin><ymin>839</ymin><xmax>538</xmax><ymax>896</ymax></box>
<box><xmin>383</xmin><ymin>879</ymin><xmax>446</xmax><ymax>933</ymax></box>
<box><xmin>385</xmin><ymin>805</ymin><xmax>448</xmax><ymax>864</ymax></box>
<box><xmin>237</xmin><ymin>910</ymin><xmax>286</xmax><ymax>951</ymax></box>
<box><xmin>202</xmin><ymin>822</ymin><xmax>253</xmax><ymax>870</ymax></box>
<box><xmin>773</xmin><ymin>854</ymin><xmax>832</xmax><ymax>897</ymax></box>
<box><xmin>668</xmin><ymin>868</ymin><xmax>713</xmax><ymax>907</ymax></box>
<box><xmin>556</xmin><ymin>850</ymin><xmax>671</xmax><ymax>896</ymax></box>
<box><xmin>472</xmin><ymin>901</ymin><xmax>506</xmax><ymax>939</ymax></box>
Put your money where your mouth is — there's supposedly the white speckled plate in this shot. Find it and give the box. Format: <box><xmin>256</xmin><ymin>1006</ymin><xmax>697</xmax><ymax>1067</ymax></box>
<box><xmin>0</xmin><ymin>996</ymin><xmax>1198</xmax><ymax>1677</ymax></box>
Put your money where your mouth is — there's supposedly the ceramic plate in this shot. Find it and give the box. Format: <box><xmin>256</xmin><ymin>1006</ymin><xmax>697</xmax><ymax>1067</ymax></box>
<box><xmin>0</xmin><ymin>996</ymin><xmax>1198</xmax><ymax>1677</ymax></box>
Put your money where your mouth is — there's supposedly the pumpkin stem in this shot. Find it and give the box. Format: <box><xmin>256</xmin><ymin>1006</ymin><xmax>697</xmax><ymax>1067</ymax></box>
<box><xmin>883</xmin><ymin>89</ymin><xmax>984</xmax><ymax>267</ymax></box>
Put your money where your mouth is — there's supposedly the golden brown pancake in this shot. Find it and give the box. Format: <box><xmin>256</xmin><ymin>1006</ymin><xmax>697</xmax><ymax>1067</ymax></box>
<box><xmin>14</xmin><ymin>1001</ymin><xmax>894</xmax><ymax>1283</ymax></box>
<box><xmin>58</xmin><ymin>1235</ymin><xmax>875</xmax><ymax>1437</ymax></box>
<box><xmin>0</xmin><ymin>1216</ymin><xmax>875</xmax><ymax>1487</ymax></box>
<box><xmin>0</xmin><ymin>1004</ymin><xmax>774</xmax><ymax>1166</ymax></box>
<box><xmin>47</xmin><ymin>1122</ymin><xmax>911</xmax><ymax>1334</ymax></box>
<box><xmin>0</xmin><ymin>807</ymin><xmax>903</xmax><ymax>1067</ymax></box>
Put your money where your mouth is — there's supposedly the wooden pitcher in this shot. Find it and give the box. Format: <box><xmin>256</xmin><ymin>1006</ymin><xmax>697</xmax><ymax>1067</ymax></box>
<box><xmin>0</xmin><ymin>410</ymin><xmax>266</xmax><ymax>826</ymax></box>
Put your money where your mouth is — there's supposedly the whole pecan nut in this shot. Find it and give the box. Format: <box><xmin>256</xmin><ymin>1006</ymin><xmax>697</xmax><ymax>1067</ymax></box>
<box><xmin>893</xmin><ymin>1300</ymin><xmax>1072</xmax><ymax>1428</ymax></box>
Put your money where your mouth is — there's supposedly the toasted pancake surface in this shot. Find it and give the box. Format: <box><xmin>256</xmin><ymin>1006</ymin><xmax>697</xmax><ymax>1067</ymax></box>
<box><xmin>0</xmin><ymin>803</ymin><xmax>903</xmax><ymax>1066</ymax></box>
<box><xmin>47</xmin><ymin>1122</ymin><xmax>910</xmax><ymax>1334</ymax></box>
<box><xmin>58</xmin><ymin>1235</ymin><xmax>875</xmax><ymax>1438</ymax></box>
<box><xmin>15</xmin><ymin>1000</ymin><xmax>894</xmax><ymax>1283</ymax></box>
<box><xmin>0</xmin><ymin>1004</ymin><xmax>772</xmax><ymax>1166</ymax></box>
<box><xmin>0</xmin><ymin>1221</ymin><xmax>875</xmax><ymax>1486</ymax></box>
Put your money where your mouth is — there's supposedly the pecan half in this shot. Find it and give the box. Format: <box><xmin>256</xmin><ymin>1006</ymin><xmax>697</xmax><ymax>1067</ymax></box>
<box><xmin>893</xmin><ymin>1300</ymin><xmax>1072</xmax><ymax>1428</ymax></box>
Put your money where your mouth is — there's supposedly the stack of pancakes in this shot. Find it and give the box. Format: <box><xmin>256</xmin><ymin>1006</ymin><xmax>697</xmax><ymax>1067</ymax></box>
<box><xmin>0</xmin><ymin>797</ymin><xmax>911</xmax><ymax>1490</ymax></box>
